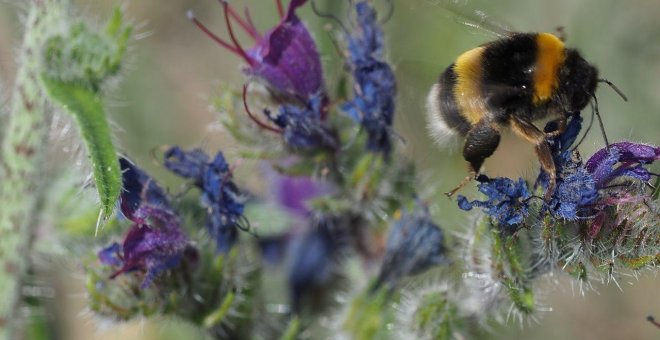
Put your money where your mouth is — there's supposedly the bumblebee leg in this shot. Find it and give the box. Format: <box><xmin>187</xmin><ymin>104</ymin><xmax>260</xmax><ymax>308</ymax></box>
<box><xmin>544</xmin><ymin>116</ymin><xmax>567</xmax><ymax>138</ymax></box>
<box><xmin>446</xmin><ymin>120</ymin><xmax>501</xmax><ymax>198</ymax></box>
<box><xmin>510</xmin><ymin>116</ymin><xmax>556</xmax><ymax>200</ymax></box>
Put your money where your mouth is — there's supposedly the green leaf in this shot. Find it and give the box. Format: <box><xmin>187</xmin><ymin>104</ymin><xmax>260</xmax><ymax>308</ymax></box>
<box><xmin>40</xmin><ymin>76</ymin><xmax>120</xmax><ymax>223</ymax></box>
<box><xmin>280</xmin><ymin>317</ymin><xmax>300</xmax><ymax>340</ymax></box>
<box><xmin>203</xmin><ymin>292</ymin><xmax>235</xmax><ymax>329</ymax></box>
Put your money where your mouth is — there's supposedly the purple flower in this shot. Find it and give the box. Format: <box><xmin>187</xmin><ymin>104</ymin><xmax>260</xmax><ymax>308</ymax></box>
<box><xmin>119</xmin><ymin>158</ymin><xmax>171</xmax><ymax>223</ymax></box>
<box><xmin>457</xmin><ymin>176</ymin><xmax>531</xmax><ymax>230</ymax></box>
<box><xmin>585</xmin><ymin>142</ymin><xmax>660</xmax><ymax>188</ymax></box>
<box><xmin>164</xmin><ymin>147</ymin><xmax>246</xmax><ymax>253</ymax></box>
<box><xmin>541</xmin><ymin>117</ymin><xmax>659</xmax><ymax>236</ymax></box>
<box><xmin>108</xmin><ymin>215</ymin><xmax>188</xmax><ymax>287</ymax></box>
<box><xmin>98</xmin><ymin>158</ymin><xmax>189</xmax><ymax>288</ymax></box>
<box><xmin>376</xmin><ymin>206</ymin><xmax>448</xmax><ymax>288</ymax></box>
<box><xmin>256</xmin><ymin>168</ymin><xmax>332</xmax><ymax>265</ymax></box>
<box><xmin>98</xmin><ymin>242</ymin><xmax>122</xmax><ymax>267</ymax></box>
<box><xmin>267</xmin><ymin>168</ymin><xmax>330</xmax><ymax>217</ymax></box>
<box><xmin>190</xmin><ymin>0</ymin><xmax>324</xmax><ymax>103</ymax></box>
<box><xmin>582</xmin><ymin>142</ymin><xmax>659</xmax><ymax>238</ymax></box>
<box><xmin>190</xmin><ymin>1</ymin><xmax>339</xmax><ymax>151</ymax></box>
<box><xmin>341</xmin><ymin>1</ymin><xmax>397</xmax><ymax>156</ymax></box>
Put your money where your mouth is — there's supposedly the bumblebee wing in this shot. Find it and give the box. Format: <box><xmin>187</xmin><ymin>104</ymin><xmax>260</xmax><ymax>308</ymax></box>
<box><xmin>433</xmin><ymin>0</ymin><xmax>515</xmax><ymax>39</ymax></box>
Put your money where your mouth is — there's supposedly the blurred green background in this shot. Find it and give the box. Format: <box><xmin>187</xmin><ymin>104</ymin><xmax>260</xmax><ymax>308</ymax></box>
<box><xmin>1</xmin><ymin>0</ymin><xmax>659</xmax><ymax>339</ymax></box>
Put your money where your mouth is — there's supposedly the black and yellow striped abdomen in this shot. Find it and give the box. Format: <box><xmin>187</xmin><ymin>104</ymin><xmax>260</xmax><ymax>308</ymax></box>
<box><xmin>427</xmin><ymin>32</ymin><xmax>567</xmax><ymax>139</ymax></box>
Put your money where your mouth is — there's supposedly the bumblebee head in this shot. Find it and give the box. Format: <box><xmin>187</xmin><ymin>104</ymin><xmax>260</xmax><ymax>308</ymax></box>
<box><xmin>558</xmin><ymin>49</ymin><xmax>599</xmax><ymax>112</ymax></box>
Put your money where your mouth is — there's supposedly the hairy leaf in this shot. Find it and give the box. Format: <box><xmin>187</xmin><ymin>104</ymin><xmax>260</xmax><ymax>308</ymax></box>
<box><xmin>41</xmin><ymin>76</ymin><xmax>120</xmax><ymax>221</ymax></box>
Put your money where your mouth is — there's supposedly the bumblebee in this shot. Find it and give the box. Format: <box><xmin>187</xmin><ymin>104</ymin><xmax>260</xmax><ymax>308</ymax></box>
<box><xmin>426</xmin><ymin>32</ymin><xmax>620</xmax><ymax>198</ymax></box>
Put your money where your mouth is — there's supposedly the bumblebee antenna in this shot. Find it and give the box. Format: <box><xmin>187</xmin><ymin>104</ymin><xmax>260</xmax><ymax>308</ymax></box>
<box><xmin>573</xmin><ymin>104</ymin><xmax>596</xmax><ymax>150</ymax></box>
<box><xmin>598</xmin><ymin>78</ymin><xmax>628</xmax><ymax>102</ymax></box>
<box><xmin>592</xmin><ymin>95</ymin><xmax>610</xmax><ymax>149</ymax></box>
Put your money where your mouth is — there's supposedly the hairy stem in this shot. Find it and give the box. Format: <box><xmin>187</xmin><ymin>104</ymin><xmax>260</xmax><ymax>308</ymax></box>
<box><xmin>0</xmin><ymin>1</ymin><xmax>65</xmax><ymax>337</ymax></box>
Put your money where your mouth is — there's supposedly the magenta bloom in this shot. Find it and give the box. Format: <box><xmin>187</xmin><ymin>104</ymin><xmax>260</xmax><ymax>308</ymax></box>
<box><xmin>585</xmin><ymin>141</ymin><xmax>660</xmax><ymax>188</ymax></box>
<box><xmin>583</xmin><ymin>142</ymin><xmax>659</xmax><ymax>238</ymax></box>
<box><xmin>104</xmin><ymin>208</ymin><xmax>188</xmax><ymax>287</ymax></box>
<box><xmin>190</xmin><ymin>0</ymin><xmax>324</xmax><ymax>102</ymax></box>
<box><xmin>98</xmin><ymin>158</ymin><xmax>189</xmax><ymax>288</ymax></box>
<box><xmin>265</xmin><ymin>164</ymin><xmax>331</xmax><ymax>218</ymax></box>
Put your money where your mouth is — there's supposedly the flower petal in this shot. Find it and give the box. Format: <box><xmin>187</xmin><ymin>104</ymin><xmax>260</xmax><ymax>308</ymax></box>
<box><xmin>119</xmin><ymin>157</ymin><xmax>171</xmax><ymax>223</ymax></box>
<box><xmin>377</xmin><ymin>207</ymin><xmax>448</xmax><ymax>287</ymax></box>
<box><xmin>247</xmin><ymin>1</ymin><xmax>324</xmax><ymax>100</ymax></box>
<box><xmin>164</xmin><ymin>147</ymin><xmax>246</xmax><ymax>253</ymax></box>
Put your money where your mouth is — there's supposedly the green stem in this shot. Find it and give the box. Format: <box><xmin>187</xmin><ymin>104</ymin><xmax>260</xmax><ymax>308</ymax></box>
<box><xmin>0</xmin><ymin>1</ymin><xmax>65</xmax><ymax>338</ymax></box>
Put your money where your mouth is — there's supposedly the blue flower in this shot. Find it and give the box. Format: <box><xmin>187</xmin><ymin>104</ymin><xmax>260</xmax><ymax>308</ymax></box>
<box><xmin>341</xmin><ymin>1</ymin><xmax>397</xmax><ymax>156</ymax></box>
<box><xmin>164</xmin><ymin>147</ymin><xmax>246</xmax><ymax>253</ymax></box>
<box><xmin>540</xmin><ymin>115</ymin><xmax>599</xmax><ymax>220</ymax></box>
<box><xmin>457</xmin><ymin>176</ymin><xmax>531</xmax><ymax>230</ymax></box>
<box><xmin>376</xmin><ymin>206</ymin><xmax>448</xmax><ymax>287</ymax></box>
<box><xmin>98</xmin><ymin>158</ymin><xmax>189</xmax><ymax>288</ymax></box>
<box><xmin>287</xmin><ymin>216</ymin><xmax>344</xmax><ymax>312</ymax></box>
<box><xmin>265</xmin><ymin>93</ymin><xmax>339</xmax><ymax>151</ymax></box>
<box><xmin>550</xmin><ymin>165</ymin><xmax>599</xmax><ymax>219</ymax></box>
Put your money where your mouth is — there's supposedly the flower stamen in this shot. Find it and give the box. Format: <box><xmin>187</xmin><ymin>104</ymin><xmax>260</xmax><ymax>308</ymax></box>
<box><xmin>243</xmin><ymin>7</ymin><xmax>260</xmax><ymax>39</ymax></box>
<box><xmin>220</xmin><ymin>0</ymin><xmax>254</xmax><ymax>65</ymax></box>
<box><xmin>225</xmin><ymin>2</ymin><xmax>261</xmax><ymax>40</ymax></box>
<box><xmin>188</xmin><ymin>10</ymin><xmax>242</xmax><ymax>56</ymax></box>
<box><xmin>242</xmin><ymin>84</ymin><xmax>284</xmax><ymax>134</ymax></box>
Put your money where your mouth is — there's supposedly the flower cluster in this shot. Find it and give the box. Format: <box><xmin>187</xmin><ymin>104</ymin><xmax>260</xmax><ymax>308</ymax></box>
<box><xmin>543</xmin><ymin>116</ymin><xmax>659</xmax><ymax>227</ymax></box>
<box><xmin>190</xmin><ymin>0</ymin><xmax>340</xmax><ymax>153</ymax></box>
<box><xmin>163</xmin><ymin>146</ymin><xmax>246</xmax><ymax>253</ymax></box>
<box><xmin>457</xmin><ymin>176</ymin><xmax>531</xmax><ymax>229</ymax></box>
<box><xmin>264</xmin><ymin>93</ymin><xmax>339</xmax><ymax>151</ymax></box>
<box><xmin>98</xmin><ymin>158</ymin><xmax>190</xmax><ymax>288</ymax></box>
<box><xmin>82</xmin><ymin>1</ymin><xmax>660</xmax><ymax>339</ymax></box>
<box><xmin>584</xmin><ymin>141</ymin><xmax>660</xmax><ymax>238</ymax></box>
<box><xmin>342</xmin><ymin>1</ymin><xmax>397</xmax><ymax>156</ymax></box>
<box><xmin>459</xmin><ymin>112</ymin><xmax>659</xmax><ymax>232</ymax></box>
<box><xmin>539</xmin><ymin>115</ymin><xmax>599</xmax><ymax>220</ymax></box>
<box><xmin>287</xmin><ymin>215</ymin><xmax>346</xmax><ymax>313</ymax></box>
<box><xmin>257</xmin><ymin>170</ymin><xmax>346</xmax><ymax>311</ymax></box>
<box><xmin>376</xmin><ymin>205</ymin><xmax>448</xmax><ymax>288</ymax></box>
<box><xmin>586</xmin><ymin>141</ymin><xmax>660</xmax><ymax>187</ymax></box>
<box><xmin>190</xmin><ymin>0</ymin><xmax>324</xmax><ymax>102</ymax></box>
